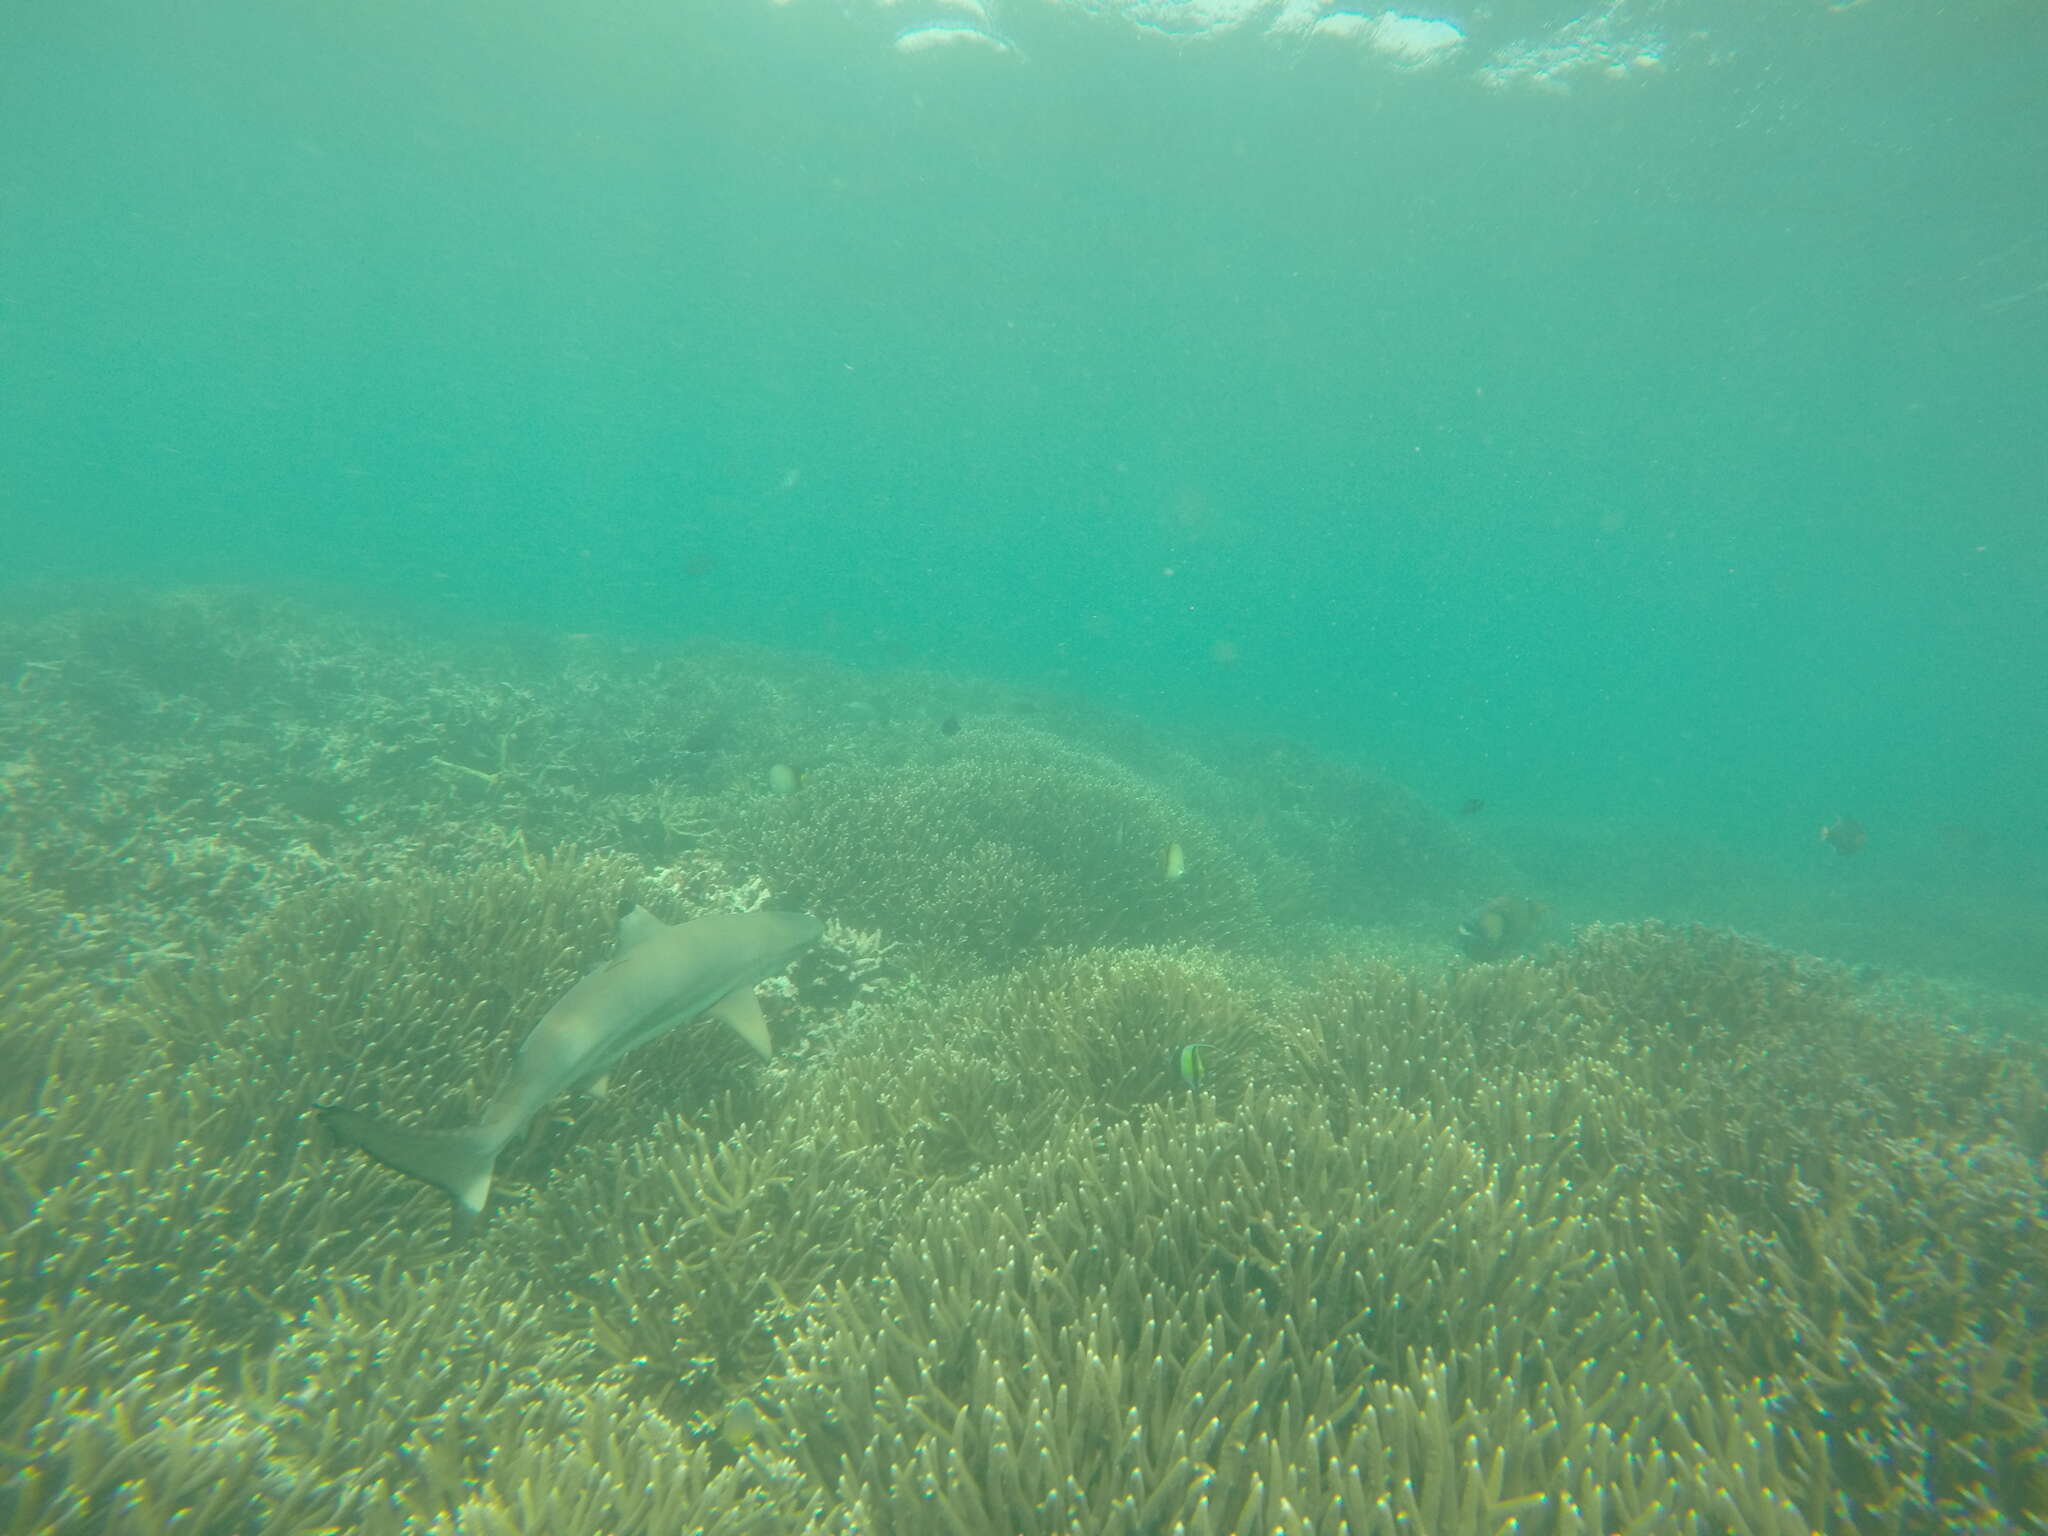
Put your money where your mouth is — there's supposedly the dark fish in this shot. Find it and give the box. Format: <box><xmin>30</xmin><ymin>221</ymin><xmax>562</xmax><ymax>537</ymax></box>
<box><xmin>1457</xmin><ymin>896</ymin><xmax>1548</xmax><ymax>959</ymax></box>
<box><xmin>1820</xmin><ymin>815</ymin><xmax>1866</xmax><ymax>856</ymax></box>
<box><xmin>939</xmin><ymin>715</ymin><xmax>961</xmax><ymax>736</ymax></box>
<box><xmin>1459</xmin><ymin>797</ymin><xmax>1486</xmax><ymax>816</ymax></box>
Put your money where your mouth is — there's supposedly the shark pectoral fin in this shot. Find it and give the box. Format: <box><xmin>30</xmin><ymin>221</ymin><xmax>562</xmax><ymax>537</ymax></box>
<box><xmin>316</xmin><ymin>1106</ymin><xmax>499</xmax><ymax>1222</ymax></box>
<box><xmin>708</xmin><ymin>986</ymin><xmax>773</xmax><ymax>1058</ymax></box>
<box><xmin>585</xmin><ymin>1073</ymin><xmax>612</xmax><ymax>1098</ymax></box>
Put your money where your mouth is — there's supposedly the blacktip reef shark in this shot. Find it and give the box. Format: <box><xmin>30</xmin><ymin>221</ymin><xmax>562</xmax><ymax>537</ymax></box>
<box><xmin>317</xmin><ymin>905</ymin><xmax>824</xmax><ymax>1228</ymax></box>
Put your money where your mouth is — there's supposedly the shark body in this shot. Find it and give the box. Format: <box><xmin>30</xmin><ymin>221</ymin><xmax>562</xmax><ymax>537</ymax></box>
<box><xmin>317</xmin><ymin>905</ymin><xmax>824</xmax><ymax>1225</ymax></box>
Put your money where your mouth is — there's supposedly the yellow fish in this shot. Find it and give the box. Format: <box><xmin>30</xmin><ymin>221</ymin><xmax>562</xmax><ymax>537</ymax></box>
<box><xmin>718</xmin><ymin>1397</ymin><xmax>770</xmax><ymax>1450</ymax></box>
<box><xmin>1456</xmin><ymin>896</ymin><xmax>1548</xmax><ymax>959</ymax></box>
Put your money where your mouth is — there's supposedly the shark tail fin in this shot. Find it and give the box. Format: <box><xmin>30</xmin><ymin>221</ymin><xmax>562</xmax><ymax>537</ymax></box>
<box><xmin>316</xmin><ymin>1106</ymin><xmax>501</xmax><ymax>1227</ymax></box>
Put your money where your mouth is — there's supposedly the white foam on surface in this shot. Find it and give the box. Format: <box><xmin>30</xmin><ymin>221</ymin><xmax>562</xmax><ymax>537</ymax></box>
<box><xmin>847</xmin><ymin>0</ymin><xmax>1682</xmax><ymax>87</ymax></box>
<box><xmin>893</xmin><ymin>21</ymin><xmax>1018</xmax><ymax>53</ymax></box>
<box><xmin>1311</xmin><ymin>10</ymin><xmax>1465</xmax><ymax>63</ymax></box>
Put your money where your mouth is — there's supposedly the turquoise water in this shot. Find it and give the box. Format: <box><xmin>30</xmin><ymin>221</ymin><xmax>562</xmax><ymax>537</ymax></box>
<box><xmin>5</xmin><ymin>12</ymin><xmax>2048</xmax><ymax>1528</ymax></box>
<box><xmin>5</xmin><ymin>0</ymin><xmax>2044</xmax><ymax>974</ymax></box>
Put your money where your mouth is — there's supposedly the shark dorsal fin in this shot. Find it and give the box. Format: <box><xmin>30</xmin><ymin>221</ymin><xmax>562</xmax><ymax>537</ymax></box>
<box><xmin>708</xmin><ymin>987</ymin><xmax>772</xmax><ymax>1059</ymax></box>
<box><xmin>615</xmin><ymin>905</ymin><xmax>669</xmax><ymax>954</ymax></box>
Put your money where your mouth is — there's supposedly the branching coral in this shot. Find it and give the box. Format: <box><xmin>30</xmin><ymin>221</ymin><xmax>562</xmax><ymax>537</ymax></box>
<box><xmin>494</xmin><ymin>1111</ymin><xmax>911</xmax><ymax>1410</ymax></box>
<box><xmin>762</xmin><ymin>1096</ymin><xmax>1815</xmax><ymax>1534</ymax></box>
<box><xmin>714</xmin><ymin>722</ymin><xmax>1286</xmax><ymax>975</ymax></box>
<box><xmin>778</xmin><ymin>945</ymin><xmax>1282</xmax><ymax>1184</ymax></box>
<box><xmin>4</xmin><ymin>609</ymin><xmax>2045</xmax><ymax>1536</ymax></box>
<box><xmin>1278</xmin><ymin>922</ymin><xmax>2048</xmax><ymax>1532</ymax></box>
<box><xmin>0</xmin><ymin>883</ymin><xmax>105</xmax><ymax>1122</ymax></box>
<box><xmin>1</xmin><ymin>587</ymin><xmax>1516</xmax><ymax>989</ymax></box>
<box><xmin>0</xmin><ymin>592</ymin><xmax>826</xmax><ymax>978</ymax></box>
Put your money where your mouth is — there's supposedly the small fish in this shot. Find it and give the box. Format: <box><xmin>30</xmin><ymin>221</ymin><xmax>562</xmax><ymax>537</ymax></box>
<box><xmin>717</xmin><ymin>1397</ymin><xmax>771</xmax><ymax>1451</ymax></box>
<box><xmin>1820</xmin><ymin>815</ymin><xmax>1866</xmax><ymax>856</ymax></box>
<box><xmin>767</xmin><ymin>763</ymin><xmax>804</xmax><ymax>796</ymax></box>
<box><xmin>1457</xmin><ymin>896</ymin><xmax>1548</xmax><ymax>959</ymax></box>
<box><xmin>939</xmin><ymin>715</ymin><xmax>961</xmax><ymax>736</ymax></box>
<box><xmin>1160</xmin><ymin>841</ymin><xmax>1187</xmax><ymax>882</ymax></box>
<box><xmin>1459</xmin><ymin>797</ymin><xmax>1486</xmax><ymax>816</ymax></box>
<box><xmin>1175</xmin><ymin>1043</ymin><xmax>1210</xmax><ymax>1090</ymax></box>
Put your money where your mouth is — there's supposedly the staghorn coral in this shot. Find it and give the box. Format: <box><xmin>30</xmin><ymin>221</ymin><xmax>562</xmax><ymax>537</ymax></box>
<box><xmin>0</xmin><ymin>847</ymin><xmax>858</xmax><ymax>1531</ymax></box>
<box><xmin>763</xmin><ymin>1095</ymin><xmax>1814</xmax><ymax>1534</ymax></box>
<box><xmin>3</xmin><ymin>586</ymin><xmax>1468</xmax><ymax>990</ymax></box>
<box><xmin>714</xmin><ymin>722</ymin><xmax>1287</xmax><ymax>975</ymax></box>
<box><xmin>4</xmin><ymin>805</ymin><xmax>2047</xmax><ymax>1535</ymax></box>
<box><xmin>1</xmin><ymin>1368</ymin><xmax>332</xmax><ymax>1535</ymax></box>
<box><xmin>1277</xmin><ymin>923</ymin><xmax>2048</xmax><ymax>1532</ymax></box>
<box><xmin>24</xmin><ymin>588</ymin><xmax>2048</xmax><ymax>1532</ymax></box>
<box><xmin>776</xmin><ymin>945</ymin><xmax>1287</xmax><ymax>1184</ymax></box>
<box><xmin>0</xmin><ymin>1278</ymin><xmax>823</xmax><ymax>1535</ymax></box>
<box><xmin>0</xmin><ymin>590</ymin><xmax>839</xmax><ymax>979</ymax></box>
<box><xmin>0</xmin><ymin>880</ymin><xmax>106</xmax><ymax>1123</ymax></box>
<box><xmin>414</xmin><ymin>1379</ymin><xmax>831</xmax><ymax>1536</ymax></box>
<box><xmin>725</xmin><ymin>926</ymin><xmax>2041</xmax><ymax>1532</ymax></box>
<box><xmin>0</xmin><ymin>850</ymin><xmax>828</xmax><ymax>1355</ymax></box>
<box><xmin>492</xmin><ymin>1110</ymin><xmax>912</xmax><ymax>1410</ymax></box>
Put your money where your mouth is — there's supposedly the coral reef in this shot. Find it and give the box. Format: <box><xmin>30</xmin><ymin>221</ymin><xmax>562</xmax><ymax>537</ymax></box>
<box><xmin>765</xmin><ymin>1098</ymin><xmax>1816</xmax><ymax>1535</ymax></box>
<box><xmin>0</xmin><ymin>589</ymin><xmax>1497</xmax><ymax>985</ymax></box>
<box><xmin>0</xmin><ymin>592</ymin><xmax>798</xmax><ymax>977</ymax></box>
<box><xmin>710</xmin><ymin>722</ymin><xmax>1291</xmax><ymax>975</ymax></box>
<box><xmin>3</xmin><ymin>591</ymin><xmax>2044</xmax><ymax>1533</ymax></box>
<box><xmin>10</xmin><ymin>858</ymin><xmax>2042</xmax><ymax>1531</ymax></box>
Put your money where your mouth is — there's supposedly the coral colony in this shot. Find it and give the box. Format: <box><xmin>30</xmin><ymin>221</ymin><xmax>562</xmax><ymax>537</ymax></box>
<box><xmin>2</xmin><ymin>592</ymin><xmax>2043</xmax><ymax>1532</ymax></box>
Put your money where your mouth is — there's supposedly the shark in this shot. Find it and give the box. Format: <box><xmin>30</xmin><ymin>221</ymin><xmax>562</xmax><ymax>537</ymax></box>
<box><xmin>317</xmin><ymin>904</ymin><xmax>825</xmax><ymax>1227</ymax></box>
